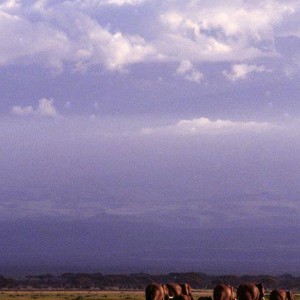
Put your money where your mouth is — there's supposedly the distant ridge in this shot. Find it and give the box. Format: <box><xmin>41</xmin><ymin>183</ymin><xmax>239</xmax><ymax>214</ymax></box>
<box><xmin>1</xmin><ymin>272</ymin><xmax>300</xmax><ymax>291</ymax></box>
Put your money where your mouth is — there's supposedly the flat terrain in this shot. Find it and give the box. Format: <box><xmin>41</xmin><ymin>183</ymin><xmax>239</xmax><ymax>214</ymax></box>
<box><xmin>0</xmin><ymin>291</ymin><xmax>299</xmax><ymax>300</ymax></box>
<box><xmin>0</xmin><ymin>290</ymin><xmax>209</xmax><ymax>300</ymax></box>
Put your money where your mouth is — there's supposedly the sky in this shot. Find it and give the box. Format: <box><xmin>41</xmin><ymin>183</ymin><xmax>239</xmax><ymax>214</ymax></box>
<box><xmin>1</xmin><ymin>0</ymin><xmax>300</xmax><ymax>276</ymax></box>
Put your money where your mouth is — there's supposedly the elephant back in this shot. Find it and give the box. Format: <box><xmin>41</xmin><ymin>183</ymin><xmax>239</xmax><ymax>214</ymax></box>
<box><xmin>146</xmin><ymin>283</ymin><xmax>165</xmax><ymax>300</ymax></box>
<box><xmin>270</xmin><ymin>290</ymin><xmax>293</xmax><ymax>300</ymax></box>
<box><xmin>237</xmin><ymin>283</ymin><xmax>264</xmax><ymax>300</ymax></box>
<box><xmin>214</xmin><ymin>284</ymin><xmax>235</xmax><ymax>300</ymax></box>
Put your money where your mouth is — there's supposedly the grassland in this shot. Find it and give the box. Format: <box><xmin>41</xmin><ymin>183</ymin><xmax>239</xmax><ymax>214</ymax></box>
<box><xmin>0</xmin><ymin>291</ymin><xmax>299</xmax><ymax>300</ymax></box>
<box><xmin>0</xmin><ymin>290</ymin><xmax>208</xmax><ymax>300</ymax></box>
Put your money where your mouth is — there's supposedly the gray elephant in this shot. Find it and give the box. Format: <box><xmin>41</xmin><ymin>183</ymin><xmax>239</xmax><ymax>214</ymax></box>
<box><xmin>166</xmin><ymin>283</ymin><xmax>193</xmax><ymax>300</ymax></box>
<box><xmin>237</xmin><ymin>283</ymin><xmax>265</xmax><ymax>300</ymax></box>
<box><xmin>214</xmin><ymin>284</ymin><xmax>236</xmax><ymax>300</ymax></box>
<box><xmin>146</xmin><ymin>283</ymin><xmax>169</xmax><ymax>300</ymax></box>
<box><xmin>269</xmin><ymin>290</ymin><xmax>293</xmax><ymax>300</ymax></box>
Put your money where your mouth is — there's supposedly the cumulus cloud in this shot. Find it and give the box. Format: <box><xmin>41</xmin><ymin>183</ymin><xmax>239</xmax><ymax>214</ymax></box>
<box><xmin>11</xmin><ymin>105</ymin><xmax>34</xmax><ymax>116</ymax></box>
<box><xmin>0</xmin><ymin>1</ymin><xmax>156</xmax><ymax>71</ymax></box>
<box><xmin>11</xmin><ymin>98</ymin><xmax>58</xmax><ymax>117</ymax></box>
<box><xmin>74</xmin><ymin>0</ymin><xmax>147</xmax><ymax>7</ymax></box>
<box><xmin>72</xmin><ymin>16</ymin><xmax>156</xmax><ymax>71</ymax></box>
<box><xmin>0</xmin><ymin>9</ymin><xmax>70</xmax><ymax>70</ymax></box>
<box><xmin>158</xmin><ymin>12</ymin><xmax>233</xmax><ymax>63</ymax></box>
<box><xmin>36</xmin><ymin>98</ymin><xmax>58</xmax><ymax>116</ymax></box>
<box><xmin>157</xmin><ymin>1</ymin><xmax>295</xmax><ymax>63</ymax></box>
<box><xmin>191</xmin><ymin>2</ymin><xmax>294</xmax><ymax>39</ymax></box>
<box><xmin>176</xmin><ymin>60</ymin><xmax>203</xmax><ymax>83</ymax></box>
<box><xmin>223</xmin><ymin>64</ymin><xmax>269</xmax><ymax>81</ymax></box>
<box><xmin>0</xmin><ymin>0</ymin><xmax>298</xmax><ymax>73</ymax></box>
<box><xmin>141</xmin><ymin>117</ymin><xmax>275</xmax><ymax>135</ymax></box>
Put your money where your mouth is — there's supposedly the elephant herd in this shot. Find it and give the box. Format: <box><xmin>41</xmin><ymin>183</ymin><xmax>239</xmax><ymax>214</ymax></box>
<box><xmin>145</xmin><ymin>283</ymin><xmax>294</xmax><ymax>300</ymax></box>
<box><xmin>145</xmin><ymin>283</ymin><xmax>194</xmax><ymax>300</ymax></box>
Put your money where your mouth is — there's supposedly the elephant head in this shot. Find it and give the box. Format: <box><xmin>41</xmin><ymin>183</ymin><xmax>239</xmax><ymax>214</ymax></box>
<box><xmin>166</xmin><ymin>283</ymin><xmax>182</xmax><ymax>298</ymax></box>
<box><xmin>161</xmin><ymin>285</ymin><xmax>169</xmax><ymax>300</ymax></box>
<box><xmin>229</xmin><ymin>285</ymin><xmax>237</xmax><ymax>300</ymax></box>
<box><xmin>286</xmin><ymin>291</ymin><xmax>293</xmax><ymax>300</ymax></box>
<box><xmin>255</xmin><ymin>283</ymin><xmax>265</xmax><ymax>300</ymax></box>
<box><xmin>181</xmin><ymin>284</ymin><xmax>193</xmax><ymax>300</ymax></box>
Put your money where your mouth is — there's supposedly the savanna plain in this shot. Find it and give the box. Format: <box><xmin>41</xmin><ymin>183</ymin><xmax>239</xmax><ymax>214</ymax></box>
<box><xmin>0</xmin><ymin>291</ymin><xmax>299</xmax><ymax>300</ymax></box>
<box><xmin>0</xmin><ymin>290</ymin><xmax>208</xmax><ymax>300</ymax></box>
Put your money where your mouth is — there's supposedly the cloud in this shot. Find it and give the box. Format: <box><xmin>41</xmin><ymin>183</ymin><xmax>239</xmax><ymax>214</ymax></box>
<box><xmin>72</xmin><ymin>17</ymin><xmax>156</xmax><ymax>71</ymax></box>
<box><xmin>36</xmin><ymin>98</ymin><xmax>58</xmax><ymax>117</ymax></box>
<box><xmin>0</xmin><ymin>1</ymin><xmax>156</xmax><ymax>72</ymax></box>
<box><xmin>0</xmin><ymin>0</ymin><xmax>298</xmax><ymax>73</ymax></box>
<box><xmin>158</xmin><ymin>12</ymin><xmax>233</xmax><ymax>62</ymax></box>
<box><xmin>0</xmin><ymin>0</ymin><xmax>21</xmax><ymax>11</ymax></box>
<box><xmin>175</xmin><ymin>60</ymin><xmax>204</xmax><ymax>83</ymax></box>
<box><xmin>141</xmin><ymin>117</ymin><xmax>275</xmax><ymax>135</ymax></box>
<box><xmin>222</xmin><ymin>63</ymin><xmax>269</xmax><ymax>81</ymax></box>
<box><xmin>11</xmin><ymin>105</ymin><xmax>34</xmax><ymax>116</ymax></box>
<box><xmin>0</xmin><ymin>9</ymin><xmax>70</xmax><ymax>70</ymax></box>
<box><xmin>191</xmin><ymin>2</ymin><xmax>294</xmax><ymax>39</ymax></box>
<box><xmin>74</xmin><ymin>0</ymin><xmax>147</xmax><ymax>7</ymax></box>
<box><xmin>156</xmin><ymin>1</ymin><xmax>295</xmax><ymax>63</ymax></box>
<box><xmin>11</xmin><ymin>98</ymin><xmax>58</xmax><ymax>117</ymax></box>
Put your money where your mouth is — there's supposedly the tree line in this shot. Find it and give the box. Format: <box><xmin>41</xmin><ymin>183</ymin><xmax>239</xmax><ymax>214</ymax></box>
<box><xmin>0</xmin><ymin>272</ymin><xmax>300</xmax><ymax>291</ymax></box>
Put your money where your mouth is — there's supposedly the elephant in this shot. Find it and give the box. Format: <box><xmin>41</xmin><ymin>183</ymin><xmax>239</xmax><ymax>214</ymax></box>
<box><xmin>181</xmin><ymin>283</ymin><xmax>193</xmax><ymax>299</ymax></box>
<box><xmin>213</xmin><ymin>284</ymin><xmax>236</xmax><ymax>300</ymax></box>
<box><xmin>165</xmin><ymin>283</ymin><xmax>182</xmax><ymax>297</ymax></box>
<box><xmin>237</xmin><ymin>283</ymin><xmax>265</xmax><ymax>300</ymax></box>
<box><xmin>269</xmin><ymin>290</ymin><xmax>294</xmax><ymax>300</ymax></box>
<box><xmin>166</xmin><ymin>283</ymin><xmax>194</xmax><ymax>300</ymax></box>
<box><xmin>146</xmin><ymin>283</ymin><xmax>169</xmax><ymax>300</ymax></box>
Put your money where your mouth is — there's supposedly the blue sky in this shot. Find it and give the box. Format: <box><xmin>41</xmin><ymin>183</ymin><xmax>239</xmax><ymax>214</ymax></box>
<box><xmin>1</xmin><ymin>0</ymin><xmax>300</xmax><ymax>276</ymax></box>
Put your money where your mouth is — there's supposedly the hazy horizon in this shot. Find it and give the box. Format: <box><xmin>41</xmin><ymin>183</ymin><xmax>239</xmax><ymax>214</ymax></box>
<box><xmin>2</xmin><ymin>215</ymin><xmax>300</xmax><ymax>277</ymax></box>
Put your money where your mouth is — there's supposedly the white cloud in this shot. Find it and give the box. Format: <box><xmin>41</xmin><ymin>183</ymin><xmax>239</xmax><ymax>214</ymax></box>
<box><xmin>223</xmin><ymin>63</ymin><xmax>269</xmax><ymax>81</ymax></box>
<box><xmin>11</xmin><ymin>105</ymin><xmax>34</xmax><ymax>116</ymax></box>
<box><xmin>0</xmin><ymin>0</ymin><xmax>21</xmax><ymax>11</ymax></box>
<box><xmin>36</xmin><ymin>98</ymin><xmax>57</xmax><ymax>116</ymax></box>
<box><xmin>158</xmin><ymin>12</ymin><xmax>234</xmax><ymax>62</ymax></box>
<box><xmin>11</xmin><ymin>98</ymin><xmax>58</xmax><ymax>117</ymax></box>
<box><xmin>0</xmin><ymin>9</ymin><xmax>70</xmax><ymax>70</ymax></box>
<box><xmin>141</xmin><ymin>117</ymin><xmax>275</xmax><ymax>136</ymax></box>
<box><xmin>176</xmin><ymin>60</ymin><xmax>203</xmax><ymax>83</ymax></box>
<box><xmin>156</xmin><ymin>1</ymin><xmax>295</xmax><ymax>63</ymax></box>
<box><xmin>73</xmin><ymin>16</ymin><xmax>156</xmax><ymax>71</ymax></box>
<box><xmin>193</xmin><ymin>3</ymin><xmax>294</xmax><ymax>39</ymax></box>
<box><xmin>0</xmin><ymin>1</ymin><xmax>156</xmax><ymax>72</ymax></box>
<box><xmin>74</xmin><ymin>0</ymin><xmax>147</xmax><ymax>7</ymax></box>
<box><xmin>0</xmin><ymin>0</ymin><xmax>298</xmax><ymax>73</ymax></box>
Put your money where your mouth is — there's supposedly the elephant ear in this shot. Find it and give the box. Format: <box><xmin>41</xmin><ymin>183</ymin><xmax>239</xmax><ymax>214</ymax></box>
<box><xmin>256</xmin><ymin>283</ymin><xmax>263</xmax><ymax>292</ymax></box>
<box><xmin>181</xmin><ymin>284</ymin><xmax>186</xmax><ymax>295</ymax></box>
<box><xmin>256</xmin><ymin>283</ymin><xmax>264</xmax><ymax>299</ymax></box>
<box><xmin>230</xmin><ymin>286</ymin><xmax>235</xmax><ymax>300</ymax></box>
<box><xmin>187</xmin><ymin>284</ymin><xmax>192</xmax><ymax>295</ymax></box>
<box><xmin>163</xmin><ymin>285</ymin><xmax>169</xmax><ymax>296</ymax></box>
<box><xmin>181</xmin><ymin>284</ymin><xmax>189</xmax><ymax>295</ymax></box>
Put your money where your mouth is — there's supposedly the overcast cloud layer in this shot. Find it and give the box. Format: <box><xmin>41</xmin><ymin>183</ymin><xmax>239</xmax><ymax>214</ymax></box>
<box><xmin>1</xmin><ymin>0</ymin><xmax>300</xmax><ymax>276</ymax></box>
